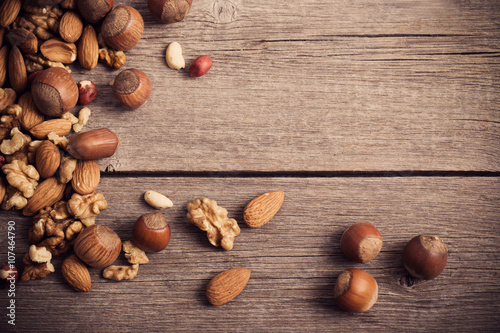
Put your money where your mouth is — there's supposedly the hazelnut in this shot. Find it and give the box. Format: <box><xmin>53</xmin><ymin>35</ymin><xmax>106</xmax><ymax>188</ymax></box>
<box><xmin>78</xmin><ymin>80</ymin><xmax>98</xmax><ymax>105</ymax></box>
<box><xmin>340</xmin><ymin>222</ymin><xmax>383</xmax><ymax>263</ymax></box>
<box><xmin>77</xmin><ymin>0</ymin><xmax>114</xmax><ymax>24</ymax></box>
<box><xmin>334</xmin><ymin>268</ymin><xmax>378</xmax><ymax>312</ymax></box>
<box><xmin>112</xmin><ymin>68</ymin><xmax>151</xmax><ymax>110</ymax></box>
<box><xmin>66</xmin><ymin>128</ymin><xmax>120</xmax><ymax>160</ymax></box>
<box><xmin>0</xmin><ymin>264</ymin><xmax>18</xmax><ymax>289</ymax></box>
<box><xmin>189</xmin><ymin>55</ymin><xmax>212</xmax><ymax>77</ymax></box>
<box><xmin>101</xmin><ymin>5</ymin><xmax>144</xmax><ymax>51</ymax></box>
<box><xmin>31</xmin><ymin>67</ymin><xmax>79</xmax><ymax>117</ymax></box>
<box><xmin>74</xmin><ymin>224</ymin><xmax>122</xmax><ymax>268</ymax></box>
<box><xmin>132</xmin><ymin>211</ymin><xmax>171</xmax><ymax>252</ymax></box>
<box><xmin>148</xmin><ymin>0</ymin><xmax>193</xmax><ymax>24</ymax></box>
<box><xmin>402</xmin><ymin>235</ymin><xmax>448</xmax><ymax>280</ymax></box>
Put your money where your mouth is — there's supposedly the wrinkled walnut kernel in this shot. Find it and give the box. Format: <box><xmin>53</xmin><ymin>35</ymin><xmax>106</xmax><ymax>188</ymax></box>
<box><xmin>123</xmin><ymin>240</ymin><xmax>149</xmax><ymax>264</ymax></box>
<box><xmin>21</xmin><ymin>253</ymin><xmax>55</xmax><ymax>281</ymax></box>
<box><xmin>2</xmin><ymin>159</ymin><xmax>39</xmax><ymax>198</ymax></box>
<box><xmin>103</xmin><ymin>264</ymin><xmax>139</xmax><ymax>281</ymax></box>
<box><xmin>67</xmin><ymin>192</ymin><xmax>108</xmax><ymax>227</ymax></box>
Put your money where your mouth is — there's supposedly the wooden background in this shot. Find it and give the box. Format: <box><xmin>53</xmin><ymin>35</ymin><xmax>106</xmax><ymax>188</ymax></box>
<box><xmin>1</xmin><ymin>0</ymin><xmax>500</xmax><ymax>331</ymax></box>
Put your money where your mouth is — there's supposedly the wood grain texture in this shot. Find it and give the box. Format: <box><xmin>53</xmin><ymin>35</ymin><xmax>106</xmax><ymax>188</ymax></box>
<box><xmin>0</xmin><ymin>177</ymin><xmax>499</xmax><ymax>332</ymax></box>
<box><xmin>59</xmin><ymin>0</ymin><xmax>500</xmax><ymax>172</ymax></box>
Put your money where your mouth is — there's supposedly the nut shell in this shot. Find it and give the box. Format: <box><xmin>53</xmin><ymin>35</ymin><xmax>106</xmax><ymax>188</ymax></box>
<box><xmin>77</xmin><ymin>0</ymin><xmax>114</xmax><ymax>24</ymax></box>
<box><xmin>334</xmin><ymin>268</ymin><xmax>378</xmax><ymax>313</ymax></box>
<box><xmin>132</xmin><ymin>211</ymin><xmax>171</xmax><ymax>252</ymax></box>
<box><xmin>62</xmin><ymin>254</ymin><xmax>91</xmax><ymax>292</ymax></box>
<box><xmin>74</xmin><ymin>224</ymin><xmax>122</xmax><ymax>268</ymax></box>
<box><xmin>101</xmin><ymin>5</ymin><xmax>144</xmax><ymax>51</ymax></box>
<box><xmin>340</xmin><ymin>222</ymin><xmax>383</xmax><ymax>263</ymax></box>
<box><xmin>206</xmin><ymin>268</ymin><xmax>251</xmax><ymax>306</ymax></box>
<box><xmin>148</xmin><ymin>0</ymin><xmax>193</xmax><ymax>24</ymax></box>
<box><xmin>402</xmin><ymin>235</ymin><xmax>448</xmax><ymax>280</ymax></box>
<box><xmin>31</xmin><ymin>67</ymin><xmax>79</xmax><ymax>117</ymax></box>
<box><xmin>66</xmin><ymin>128</ymin><xmax>120</xmax><ymax>160</ymax></box>
<box><xmin>112</xmin><ymin>68</ymin><xmax>151</xmax><ymax>109</ymax></box>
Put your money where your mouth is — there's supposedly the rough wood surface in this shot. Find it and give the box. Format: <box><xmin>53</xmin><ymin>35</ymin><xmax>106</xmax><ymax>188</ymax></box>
<box><xmin>61</xmin><ymin>0</ymin><xmax>500</xmax><ymax>172</ymax></box>
<box><xmin>1</xmin><ymin>177</ymin><xmax>499</xmax><ymax>332</ymax></box>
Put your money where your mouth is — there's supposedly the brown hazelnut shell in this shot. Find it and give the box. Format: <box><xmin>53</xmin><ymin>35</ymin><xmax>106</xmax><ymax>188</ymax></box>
<box><xmin>340</xmin><ymin>222</ymin><xmax>383</xmax><ymax>263</ymax></box>
<box><xmin>101</xmin><ymin>5</ymin><xmax>144</xmax><ymax>51</ymax></box>
<box><xmin>112</xmin><ymin>68</ymin><xmax>151</xmax><ymax>109</ymax></box>
<box><xmin>334</xmin><ymin>268</ymin><xmax>378</xmax><ymax>313</ymax></box>
<box><xmin>66</xmin><ymin>128</ymin><xmax>120</xmax><ymax>160</ymax></box>
<box><xmin>74</xmin><ymin>224</ymin><xmax>122</xmax><ymax>268</ymax></box>
<box><xmin>148</xmin><ymin>0</ymin><xmax>193</xmax><ymax>24</ymax></box>
<box><xmin>31</xmin><ymin>67</ymin><xmax>78</xmax><ymax>117</ymax></box>
<box><xmin>77</xmin><ymin>0</ymin><xmax>114</xmax><ymax>24</ymax></box>
<box><xmin>132</xmin><ymin>211</ymin><xmax>171</xmax><ymax>252</ymax></box>
<box><xmin>402</xmin><ymin>235</ymin><xmax>448</xmax><ymax>280</ymax></box>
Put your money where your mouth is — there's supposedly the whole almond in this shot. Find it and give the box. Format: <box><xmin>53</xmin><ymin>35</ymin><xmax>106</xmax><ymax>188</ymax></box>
<box><xmin>23</xmin><ymin>177</ymin><xmax>66</xmax><ymax>216</ymax></box>
<box><xmin>8</xmin><ymin>46</ymin><xmax>27</xmax><ymax>93</ymax></box>
<box><xmin>18</xmin><ymin>91</ymin><xmax>44</xmax><ymax>130</ymax></box>
<box><xmin>66</xmin><ymin>128</ymin><xmax>120</xmax><ymax>160</ymax></box>
<box><xmin>72</xmin><ymin>159</ymin><xmax>100</xmax><ymax>195</ymax></box>
<box><xmin>40</xmin><ymin>39</ymin><xmax>77</xmax><ymax>64</ymax></box>
<box><xmin>30</xmin><ymin>119</ymin><xmax>72</xmax><ymax>139</ymax></box>
<box><xmin>6</xmin><ymin>28</ymin><xmax>38</xmax><ymax>54</ymax></box>
<box><xmin>59</xmin><ymin>11</ymin><xmax>83</xmax><ymax>43</ymax></box>
<box><xmin>62</xmin><ymin>254</ymin><xmax>91</xmax><ymax>292</ymax></box>
<box><xmin>206</xmin><ymin>268</ymin><xmax>251</xmax><ymax>305</ymax></box>
<box><xmin>78</xmin><ymin>25</ymin><xmax>99</xmax><ymax>70</ymax></box>
<box><xmin>243</xmin><ymin>191</ymin><xmax>284</xmax><ymax>228</ymax></box>
<box><xmin>0</xmin><ymin>0</ymin><xmax>22</xmax><ymax>28</ymax></box>
<box><xmin>0</xmin><ymin>45</ymin><xmax>8</xmax><ymax>87</ymax></box>
<box><xmin>35</xmin><ymin>140</ymin><xmax>61</xmax><ymax>179</ymax></box>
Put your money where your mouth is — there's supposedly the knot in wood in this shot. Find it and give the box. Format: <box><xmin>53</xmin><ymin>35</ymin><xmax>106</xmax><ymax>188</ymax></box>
<box><xmin>212</xmin><ymin>0</ymin><xmax>237</xmax><ymax>24</ymax></box>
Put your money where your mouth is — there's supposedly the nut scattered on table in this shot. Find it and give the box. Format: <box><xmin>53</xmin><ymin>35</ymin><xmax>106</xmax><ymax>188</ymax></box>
<box><xmin>189</xmin><ymin>55</ymin><xmax>212</xmax><ymax>77</ymax></box>
<box><xmin>165</xmin><ymin>41</ymin><xmax>185</xmax><ymax>70</ymax></box>
<box><xmin>112</xmin><ymin>68</ymin><xmax>151</xmax><ymax>109</ymax></box>
<box><xmin>74</xmin><ymin>224</ymin><xmax>122</xmax><ymax>268</ymax></box>
<box><xmin>148</xmin><ymin>0</ymin><xmax>193</xmax><ymax>24</ymax></box>
<box><xmin>206</xmin><ymin>268</ymin><xmax>251</xmax><ymax>306</ymax></box>
<box><xmin>103</xmin><ymin>264</ymin><xmax>139</xmax><ymax>281</ymax></box>
<box><xmin>334</xmin><ymin>268</ymin><xmax>378</xmax><ymax>313</ymax></box>
<box><xmin>101</xmin><ymin>5</ymin><xmax>144</xmax><ymax>51</ymax></box>
<box><xmin>340</xmin><ymin>222</ymin><xmax>383</xmax><ymax>264</ymax></box>
<box><xmin>132</xmin><ymin>211</ymin><xmax>171</xmax><ymax>252</ymax></box>
<box><xmin>402</xmin><ymin>235</ymin><xmax>448</xmax><ymax>280</ymax></box>
<box><xmin>62</xmin><ymin>254</ymin><xmax>91</xmax><ymax>292</ymax></box>
<box><xmin>243</xmin><ymin>190</ymin><xmax>284</xmax><ymax>228</ymax></box>
<box><xmin>144</xmin><ymin>190</ymin><xmax>173</xmax><ymax>209</ymax></box>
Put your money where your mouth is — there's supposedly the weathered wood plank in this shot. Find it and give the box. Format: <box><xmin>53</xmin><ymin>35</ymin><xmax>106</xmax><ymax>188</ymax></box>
<box><xmin>0</xmin><ymin>177</ymin><xmax>498</xmax><ymax>331</ymax></box>
<box><xmin>61</xmin><ymin>0</ymin><xmax>500</xmax><ymax>172</ymax></box>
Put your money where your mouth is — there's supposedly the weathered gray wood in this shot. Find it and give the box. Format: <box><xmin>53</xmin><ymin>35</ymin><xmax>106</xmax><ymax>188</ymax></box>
<box><xmin>0</xmin><ymin>177</ymin><xmax>498</xmax><ymax>332</ymax></box>
<box><xmin>62</xmin><ymin>0</ymin><xmax>500</xmax><ymax>172</ymax></box>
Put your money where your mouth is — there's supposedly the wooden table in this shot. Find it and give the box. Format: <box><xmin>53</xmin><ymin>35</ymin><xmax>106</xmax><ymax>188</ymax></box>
<box><xmin>1</xmin><ymin>0</ymin><xmax>499</xmax><ymax>331</ymax></box>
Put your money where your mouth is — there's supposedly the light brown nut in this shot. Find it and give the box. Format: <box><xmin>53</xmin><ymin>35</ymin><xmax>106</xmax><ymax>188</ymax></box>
<box><xmin>72</xmin><ymin>159</ymin><xmax>100</xmax><ymax>195</ymax></box>
<box><xmin>243</xmin><ymin>191</ymin><xmax>284</xmax><ymax>228</ymax></box>
<box><xmin>5</xmin><ymin>28</ymin><xmax>38</xmax><ymax>54</ymax></box>
<box><xmin>144</xmin><ymin>190</ymin><xmax>173</xmax><ymax>209</ymax></box>
<box><xmin>29</xmin><ymin>245</ymin><xmax>52</xmax><ymax>263</ymax></box>
<box><xmin>35</xmin><ymin>140</ymin><xmax>60</xmax><ymax>179</ymax></box>
<box><xmin>58</xmin><ymin>11</ymin><xmax>83</xmax><ymax>43</ymax></box>
<box><xmin>0</xmin><ymin>0</ymin><xmax>22</xmax><ymax>28</ymax></box>
<box><xmin>103</xmin><ymin>264</ymin><xmax>139</xmax><ymax>281</ymax></box>
<box><xmin>62</xmin><ymin>254</ymin><xmax>91</xmax><ymax>292</ymax></box>
<box><xmin>67</xmin><ymin>191</ymin><xmax>107</xmax><ymax>226</ymax></box>
<box><xmin>23</xmin><ymin>177</ymin><xmax>66</xmax><ymax>216</ymax></box>
<box><xmin>29</xmin><ymin>119</ymin><xmax>72</xmax><ymax>139</ymax></box>
<box><xmin>66</xmin><ymin>128</ymin><xmax>119</xmax><ymax>160</ymax></box>
<box><xmin>40</xmin><ymin>39</ymin><xmax>77</xmax><ymax>64</ymax></box>
<box><xmin>58</xmin><ymin>155</ymin><xmax>77</xmax><ymax>184</ymax></box>
<box><xmin>0</xmin><ymin>45</ymin><xmax>9</xmax><ymax>87</ymax></box>
<box><xmin>123</xmin><ymin>240</ymin><xmax>149</xmax><ymax>264</ymax></box>
<box><xmin>2</xmin><ymin>159</ymin><xmax>38</xmax><ymax>198</ymax></box>
<box><xmin>9</xmin><ymin>45</ymin><xmax>27</xmax><ymax>93</ymax></box>
<box><xmin>0</xmin><ymin>87</ymin><xmax>17</xmax><ymax>112</ymax></box>
<box><xmin>166</xmin><ymin>41</ymin><xmax>185</xmax><ymax>70</ymax></box>
<box><xmin>18</xmin><ymin>91</ymin><xmax>44</xmax><ymax>130</ymax></box>
<box><xmin>206</xmin><ymin>268</ymin><xmax>251</xmax><ymax>306</ymax></box>
<box><xmin>78</xmin><ymin>25</ymin><xmax>99</xmax><ymax>70</ymax></box>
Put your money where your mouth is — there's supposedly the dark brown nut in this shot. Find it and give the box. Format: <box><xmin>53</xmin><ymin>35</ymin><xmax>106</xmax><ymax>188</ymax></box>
<box><xmin>78</xmin><ymin>80</ymin><xmax>97</xmax><ymax>105</ymax></box>
<box><xmin>101</xmin><ymin>6</ymin><xmax>144</xmax><ymax>51</ymax></box>
<box><xmin>8</xmin><ymin>46</ymin><xmax>27</xmax><ymax>93</ymax></box>
<box><xmin>77</xmin><ymin>0</ymin><xmax>114</xmax><ymax>24</ymax></box>
<box><xmin>66</xmin><ymin>128</ymin><xmax>120</xmax><ymax>160</ymax></box>
<box><xmin>6</xmin><ymin>28</ymin><xmax>38</xmax><ymax>54</ymax></box>
<box><xmin>112</xmin><ymin>68</ymin><xmax>151</xmax><ymax>110</ymax></box>
<box><xmin>132</xmin><ymin>211</ymin><xmax>171</xmax><ymax>252</ymax></box>
<box><xmin>402</xmin><ymin>235</ymin><xmax>448</xmax><ymax>280</ymax></box>
<box><xmin>148</xmin><ymin>0</ymin><xmax>193</xmax><ymax>24</ymax></box>
<box><xmin>189</xmin><ymin>55</ymin><xmax>212</xmax><ymax>77</ymax></box>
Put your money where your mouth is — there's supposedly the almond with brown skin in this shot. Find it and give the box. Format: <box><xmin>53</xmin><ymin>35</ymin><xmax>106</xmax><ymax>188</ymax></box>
<box><xmin>72</xmin><ymin>159</ymin><xmax>100</xmax><ymax>195</ymax></box>
<box><xmin>206</xmin><ymin>268</ymin><xmax>251</xmax><ymax>305</ymax></box>
<box><xmin>8</xmin><ymin>45</ymin><xmax>27</xmax><ymax>93</ymax></box>
<box><xmin>59</xmin><ymin>11</ymin><xmax>83</xmax><ymax>43</ymax></box>
<box><xmin>78</xmin><ymin>25</ymin><xmax>98</xmax><ymax>70</ymax></box>
<box><xmin>35</xmin><ymin>140</ymin><xmax>61</xmax><ymax>179</ymax></box>
<box><xmin>29</xmin><ymin>119</ymin><xmax>72</xmax><ymax>139</ymax></box>
<box><xmin>62</xmin><ymin>254</ymin><xmax>91</xmax><ymax>292</ymax></box>
<box><xmin>0</xmin><ymin>44</ymin><xmax>8</xmax><ymax>87</ymax></box>
<box><xmin>23</xmin><ymin>177</ymin><xmax>66</xmax><ymax>216</ymax></box>
<box><xmin>40</xmin><ymin>39</ymin><xmax>77</xmax><ymax>64</ymax></box>
<box><xmin>18</xmin><ymin>91</ymin><xmax>44</xmax><ymax>130</ymax></box>
<box><xmin>243</xmin><ymin>191</ymin><xmax>284</xmax><ymax>228</ymax></box>
<box><xmin>0</xmin><ymin>0</ymin><xmax>22</xmax><ymax>28</ymax></box>
<box><xmin>6</xmin><ymin>28</ymin><xmax>38</xmax><ymax>54</ymax></box>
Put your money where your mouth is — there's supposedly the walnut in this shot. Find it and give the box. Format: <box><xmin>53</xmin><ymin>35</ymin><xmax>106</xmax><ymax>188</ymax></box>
<box><xmin>25</xmin><ymin>60</ymin><xmax>44</xmax><ymax>73</ymax></box>
<box><xmin>65</xmin><ymin>220</ymin><xmax>83</xmax><ymax>241</ymax></box>
<box><xmin>24</xmin><ymin>54</ymin><xmax>71</xmax><ymax>73</ymax></box>
<box><xmin>4</xmin><ymin>104</ymin><xmax>22</xmax><ymax>118</ymax></box>
<box><xmin>103</xmin><ymin>264</ymin><xmax>139</xmax><ymax>281</ymax></box>
<box><xmin>47</xmin><ymin>132</ymin><xmax>69</xmax><ymax>148</ymax></box>
<box><xmin>29</xmin><ymin>245</ymin><xmax>52</xmax><ymax>263</ymax></box>
<box><xmin>5</xmin><ymin>147</ymin><xmax>28</xmax><ymax>164</ymax></box>
<box><xmin>68</xmin><ymin>192</ymin><xmax>108</xmax><ymax>227</ymax></box>
<box><xmin>186</xmin><ymin>198</ymin><xmax>241</xmax><ymax>251</ymax></box>
<box><xmin>2</xmin><ymin>159</ymin><xmax>39</xmax><ymax>198</ymax></box>
<box><xmin>99</xmin><ymin>48</ymin><xmax>126</xmax><ymax>70</ymax></box>
<box><xmin>21</xmin><ymin>253</ymin><xmax>54</xmax><ymax>281</ymax></box>
<box><xmin>123</xmin><ymin>241</ymin><xmax>149</xmax><ymax>264</ymax></box>
<box><xmin>0</xmin><ymin>128</ymin><xmax>31</xmax><ymax>155</ymax></box>
<box><xmin>29</xmin><ymin>219</ymin><xmax>45</xmax><ymax>243</ymax></box>
<box><xmin>0</xmin><ymin>88</ymin><xmax>17</xmax><ymax>113</ymax></box>
<box><xmin>58</xmin><ymin>155</ymin><xmax>77</xmax><ymax>183</ymax></box>
<box><xmin>50</xmin><ymin>201</ymin><xmax>71</xmax><ymax>220</ymax></box>
<box><xmin>61</xmin><ymin>112</ymin><xmax>78</xmax><ymax>124</ymax></box>
<box><xmin>73</xmin><ymin>107</ymin><xmax>91</xmax><ymax>133</ymax></box>
<box><xmin>0</xmin><ymin>186</ymin><xmax>27</xmax><ymax>210</ymax></box>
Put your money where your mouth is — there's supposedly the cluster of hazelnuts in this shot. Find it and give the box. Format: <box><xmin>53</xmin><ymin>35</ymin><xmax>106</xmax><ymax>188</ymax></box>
<box><xmin>334</xmin><ymin>222</ymin><xmax>448</xmax><ymax>313</ymax></box>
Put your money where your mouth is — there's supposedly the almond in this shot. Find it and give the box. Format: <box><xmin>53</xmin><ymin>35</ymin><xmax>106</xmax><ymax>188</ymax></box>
<box><xmin>30</xmin><ymin>119</ymin><xmax>72</xmax><ymax>139</ymax></box>
<box><xmin>35</xmin><ymin>140</ymin><xmax>61</xmax><ymax>179</ymax></box>
<box><xmin>18</xmin><ymin>91</ymin><xmax>44</xmax><ymax>130</ymax></box>
<box><xmin>0</xmin><ymin>44</ymin><xmax>9</xmax><ymax>87</ymax></box>
<box><xmin>6</xmin><ymin>28</ymin><xmax>38</xmax><ymax>54</ymax></box>
<box><xmin>0</xmin><ymin>177</ymin><xmax>6</xmax><ymax>204</ymax></box>
<box><xmin>23</xmin><ymin>177</ymin><xmax>66</xmax><ymax>216</ymax></box>
<box><xmin>72</xmin><ymin>159</ymin><xmax>100</xmax><ymax>195</ymax></box>
<box><xmin>77</xmin><ymin>25</ymin><xmax>99</xmax><ymax>70</ymax></box>
<box><xmin>59</xmin><ymin>11</ymin><xmax>83</xmax><ymax>43</ymax></box>
<box><xmin>62</xmin><ymin>254</ymin><xmax>91</xmax><ymax>292</ymax></box>
<box><xmin>206</xmin><ymin>268</ymin><xmax>251</xmax><ymax>306</ymax></box>
<box><xmin>8</xmin><ymin>45</ymin><xmax>27</xmax><ymax>93</ymax></box>
<box><xmin>243</xmin><ymin>191</ymin><xmax>284</xmax><ymax>228</ymax></box>
<box><xmin>40</xmin><ymin>39</ymin><xmax>77</xmax><ymax>64</ymax></box>
<box><xmin>0</xmin><ymin>0</ymin><xmax>22</xmax><ymax>28</ymax></box>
